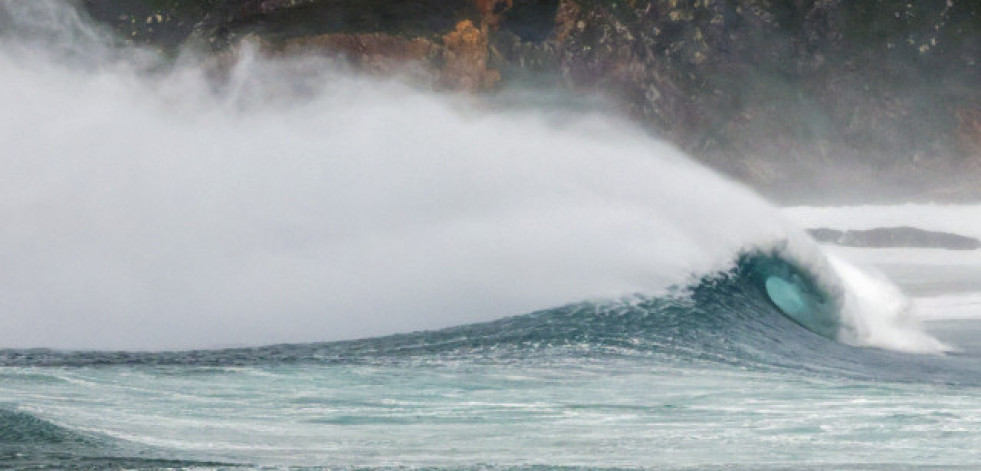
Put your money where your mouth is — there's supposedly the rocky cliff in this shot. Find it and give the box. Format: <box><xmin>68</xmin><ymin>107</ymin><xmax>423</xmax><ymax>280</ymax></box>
<box><xmin>80</xmin><ymin>0</ymin><xmax>981</xmax><ymax>202</ymax></box>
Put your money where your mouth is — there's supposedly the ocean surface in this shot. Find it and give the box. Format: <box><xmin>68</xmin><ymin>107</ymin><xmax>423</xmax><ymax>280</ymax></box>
<box><xmin>4</xmin><ymin>205</ymin><xmax>981</xmax><ymax>469</ymax></box>
<box><xmin>3</xmin><ymin>1</ymin><xmax>981</xmax><ymax>469</ymax></box>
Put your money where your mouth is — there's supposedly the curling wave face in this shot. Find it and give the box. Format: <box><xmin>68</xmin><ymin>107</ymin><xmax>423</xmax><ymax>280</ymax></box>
<box><xmin>0</xmin><ymin>0</ymin><xmax>943</xmax><ymax>354</ymax></box>
<box><xmin>0</xmin><ymin>251</ymin><xmax>951</xmax><ymax>377</ymax></box>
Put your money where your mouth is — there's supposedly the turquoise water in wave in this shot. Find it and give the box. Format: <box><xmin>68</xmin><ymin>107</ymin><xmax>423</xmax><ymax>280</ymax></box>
<box><xmin>3</xmin><ymin>254</ymin><xmax>981</xmax><ymax>470</ymax></box>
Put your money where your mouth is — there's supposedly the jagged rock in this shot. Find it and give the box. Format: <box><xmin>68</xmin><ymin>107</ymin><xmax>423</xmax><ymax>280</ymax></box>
<box><xmin>808</xmin><ymin>227</ymin><xmax>981</xmax><ymax>250</ymax></box>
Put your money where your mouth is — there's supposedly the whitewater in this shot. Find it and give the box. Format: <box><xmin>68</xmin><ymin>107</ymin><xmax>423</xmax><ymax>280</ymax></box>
<box><xmin>2</xmin><ymin>1</ymin><xmax>981</xmax><ymax>469</ymax></box>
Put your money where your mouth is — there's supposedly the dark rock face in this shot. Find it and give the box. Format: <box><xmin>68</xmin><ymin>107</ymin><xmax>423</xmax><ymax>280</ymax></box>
<box><xmin>78</xmin><ymin>0</ymin><xmax>981</xmax><ymax>201</ymax></box>
<box><xmin>517</xmin><ymin>0</ymin><xmax>981</xmax><ymax>200</ymax></box>
<box><xmin>808</xmin><ymin>226</ymin><xmax>981</xmax><ymax>250</ymax></box>
<box><xmin>81</xmin><ymin>0</ymin><xmax>478</xmax><ymax>46</ymax></box>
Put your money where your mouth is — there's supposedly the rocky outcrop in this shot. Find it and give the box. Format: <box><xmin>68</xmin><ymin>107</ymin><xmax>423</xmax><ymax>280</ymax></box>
<box><xmin>808</xmin><ymin>227</ymin><xmax>981</xmax><ymax>250</ymax></box>
<box><xmin>79</xmin><ymin>0</ymin><xmax>981</xmax><ymax>201</ymax></box>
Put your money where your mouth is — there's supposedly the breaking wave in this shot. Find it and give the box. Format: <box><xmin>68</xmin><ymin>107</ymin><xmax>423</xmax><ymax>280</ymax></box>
<box><xmin>0</xmin><ymin>0</ymin><xmax>943</xmax><ymax>355</ymax></box>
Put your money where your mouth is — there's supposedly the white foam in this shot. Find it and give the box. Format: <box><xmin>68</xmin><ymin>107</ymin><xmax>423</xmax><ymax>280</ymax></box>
<box><xmin>824</xmin><ymin>255</ymin><xmax>950</xmax><ymax>353</ymax></box>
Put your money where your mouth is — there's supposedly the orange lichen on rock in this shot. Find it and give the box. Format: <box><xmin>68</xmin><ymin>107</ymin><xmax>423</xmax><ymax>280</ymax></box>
<box><xmin>440</xmin><ymin>20</ymin><xmax>500</xmax><ymax>91</ymax></box>
<box><xmin>274</xmin><ymin>21</ymin><xmax>502</xmax><ymax>92</ymax></box>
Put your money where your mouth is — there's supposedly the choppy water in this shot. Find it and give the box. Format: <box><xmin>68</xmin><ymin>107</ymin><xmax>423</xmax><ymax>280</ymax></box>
<box><xmin>2</xmin><ymin>1</ymin><xmax>981</xmax><ymax>469</ymax></box>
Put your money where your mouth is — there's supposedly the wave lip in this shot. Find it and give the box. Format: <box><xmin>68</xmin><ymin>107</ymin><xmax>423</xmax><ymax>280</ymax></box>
<box><xmin>740</xmin><ymin>237</ymin><xmax>950</xmax><ymax>355</ymax></box>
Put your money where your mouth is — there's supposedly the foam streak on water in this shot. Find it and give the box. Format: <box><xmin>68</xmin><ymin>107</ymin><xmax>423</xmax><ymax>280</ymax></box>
<box><xmin>4</xmin><ymin>359</ymin><xmax>981</xmax><ymax>469</ymax></box>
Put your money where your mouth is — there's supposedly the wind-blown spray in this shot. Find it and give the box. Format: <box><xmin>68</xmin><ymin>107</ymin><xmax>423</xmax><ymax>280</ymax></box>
<box><xmin>0</xmin><ymin>0</ymin><xmax>944</xmax><ymax>353</ymax></box>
